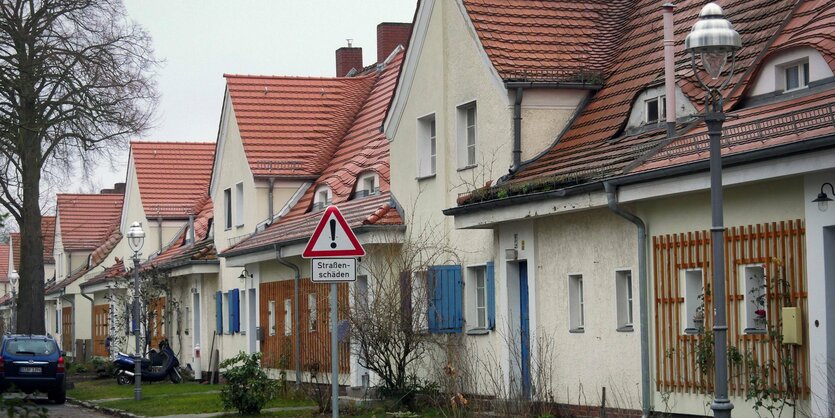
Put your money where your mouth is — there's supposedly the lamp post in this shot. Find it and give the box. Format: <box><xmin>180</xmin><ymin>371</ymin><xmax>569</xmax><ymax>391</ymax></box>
<box><xmin>9</xmin><ymin>270</ymin><xmax>18</xmax><ymax>334</ymax></box>
<box><xmin>685</xmin><ymin>3</ymin><xmax>741</xmax><ymax>418</ymax></box>
<box><xmin>127</xmin><ymin>221</ymin><xmax>145</xmax><ymax>401</ymax></box>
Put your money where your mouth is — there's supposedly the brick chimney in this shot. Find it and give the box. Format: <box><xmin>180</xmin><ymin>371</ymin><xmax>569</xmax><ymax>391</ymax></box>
<box><xmin>335</xmin><ymin>43</ymin><xmax>363</xmax><ymax>77</ymax></box>
<box><xmin>377</xmin><ymin>22</ymin><xmax>412</xmax><ymax>63</ymax></box>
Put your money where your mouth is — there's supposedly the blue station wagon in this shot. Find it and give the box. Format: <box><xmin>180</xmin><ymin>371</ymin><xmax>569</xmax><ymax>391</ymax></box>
<box><xmin>0</xmin><ymin>334</ymin><xmax>66</xmax><ymax>403</ymax></box>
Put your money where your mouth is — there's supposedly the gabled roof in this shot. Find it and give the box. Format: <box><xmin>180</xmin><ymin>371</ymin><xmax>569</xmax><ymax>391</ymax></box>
<box><xmin>222</xmin><ymin>50</ymin><xmax>406</xmax><ymax>258</ymax></box>
<box><xmin>461</xmin><ymin>0</ymin><xmax>630</xmax><ymax>82</ymax></box>
<box><xmin>450</xmin><ymin>0</ymin><xmax>835</xmax><ymax>211</ymax></box>
<box><xmin>224</xmin><ymin>73</ymin><xmax>377</xmax><ymax>178</ymax></box>
<box><xmin>131</xmin><ymin>141</ymin><xmax>215</xmax><ymax>218</ymax></box>
<box><xmin>56</xmin><ymin>194</ymin><xmax>124</xmax><ymax>251</ymax></box>
<box><xmin>45</xmin><ymin>225</ymin><xmax>122</xmax><ymax>294</ymax></box>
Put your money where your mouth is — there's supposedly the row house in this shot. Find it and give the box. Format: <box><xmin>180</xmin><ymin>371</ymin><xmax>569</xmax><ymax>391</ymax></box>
<box><xmin>429</xmin><ymin>1</ymin><xmax>835</xmax><ymax>417</ymax></box>
<box><xmin>0</xmin><ymin>219</ymin><xmax>56</xmax><ymax>332</ymax></box>
<box><xmin>79</xmin><ymin>141</ymin><xmax>216</xmax><ymax>373</ymax></box>
<box><xmin>44</xmin><ymin>192</ymin><xmax>124</xmax><ymax>359</ymax></box>
<box><xmin>221</xmin><ymin>44</ymin><xmax>409</xmax><ymax>386</ymax></box>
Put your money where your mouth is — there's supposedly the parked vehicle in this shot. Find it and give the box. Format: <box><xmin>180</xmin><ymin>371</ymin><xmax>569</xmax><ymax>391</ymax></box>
<box><xmin>113</xmin><ymin>338</ymin><xmax>182</xmax><ymax>384</ymax></box>
<box><xmin>0</xmin><ymin>334</ymin><xmax>66</xmax><ymax>404</ymax></box>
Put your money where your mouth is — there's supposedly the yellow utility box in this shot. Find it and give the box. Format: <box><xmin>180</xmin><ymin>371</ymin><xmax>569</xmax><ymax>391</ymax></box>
<box><xmin>781</xmin><ymin>307</ymin><xmax>802</xmax><ymax>345</ymax></box>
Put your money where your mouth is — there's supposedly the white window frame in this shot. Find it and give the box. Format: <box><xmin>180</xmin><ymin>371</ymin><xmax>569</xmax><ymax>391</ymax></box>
<box><xmin>313</xmin><ymin>186</ymin><xmax>332</xmax><ymax>211</ymax></box>
<box><xmin>569</xmin><ymin>274</ymin><xmax>584</xmax><ymax>331</ymax></box>
<box><xmin>235</xmin><ymin>182</ymin><xmax>244</xmax><ymax>227</ymax></box>
<box><xmin>466</xmin><ymin>265</ymin><xmax>487</xmax><ymax>330</ymax></box>
<box><xmin>457</xmin><ymin>101</ymin><xmax>477</xmax><ymax>169</ymax></box>
<box><xmin>645</xmin><ymin>95</ymin><xmax>666</xmax><ymax>124</ymax></box>
<box><xmin>681</xmin><ymin>269</ymin><xmax>705</xmax><ymax>333</ymax></box>
<box><xmin>615</xmin><ymin>270</ymin><xmax>633</xmax><ymax>331</ymax></box>
<box><xmin>223</xmin><ymin>188</ymin><xmax>232</xmax><ymax>230</ymax></box>
<box><xmin>283</xmin><ymin>299</ymin><xmax>292</xmax><ymax>336</ymax></box>
<box><xmin>417</xmin><ymin>114</ymin><xmax>436</xmax><ymax>178</ymax></box>
<box><xmin>308</xmin><ymin>293</ymin><xmax>318</xmax><ymax>332</ymax></box>
<box><xmin>222</xmin><ymin>292</ymin><xmax>230</xmax><ymax>335</ymax></box>
<box><xmin>356</xmin><ymin>172</ymin><xmax>379</xmax><ymax>197</ymax></box>
<box><xmin>781</xmin><ymin>59</ymin><xmax>810</xmax><ymax>92</ymax></box>
<box><xmin>267</xmin><ymin>300</ymin><xmax>276</xmax><ymax>336</ymax></box>
<box><xmin>740</xmin><ymin>264</ymin><xmax>767</xmax><ymax>333</ymax></box>
<box><xmin>239</xmin><ymin>289</ymin><xmax>247</xmax><ymax>335</ymax></box>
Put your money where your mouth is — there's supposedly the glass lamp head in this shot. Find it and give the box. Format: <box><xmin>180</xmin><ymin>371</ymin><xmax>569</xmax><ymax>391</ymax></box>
<box><xmin>127</xmin><ymin>221</ymin><xmax>145</xmax><ymax>252</ymax></box>
<box><xmin>9</xmin><ymin>270</ymin><xmax>18</xmax><ymax>287</ymax></box>
<box><xmin>685</xmin><ymin>3</ymin><xmax>742</xmax><ymax>80</ymax></box>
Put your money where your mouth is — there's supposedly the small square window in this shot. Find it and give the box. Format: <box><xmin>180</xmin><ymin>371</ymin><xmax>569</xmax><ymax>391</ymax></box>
<box><xmin>645</xmin><ymin>96</ymin><xmax>666</xmax><ymax>124</ymax></box>
<box><xmin>569</xmin><ymin>274</ymin><xmax>584</xmax><ymax>331</ymax></box>
<box><xmin>783</xmin><ymin>61</ymin><xmax>810</xmax><ymax>91</ymax></box>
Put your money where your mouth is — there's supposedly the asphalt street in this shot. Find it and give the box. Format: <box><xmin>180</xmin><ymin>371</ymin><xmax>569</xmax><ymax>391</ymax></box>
<box><xmin>0</xmin><ymin>395</ymin><xmax>110</xmax><ymax>418</ymax></box>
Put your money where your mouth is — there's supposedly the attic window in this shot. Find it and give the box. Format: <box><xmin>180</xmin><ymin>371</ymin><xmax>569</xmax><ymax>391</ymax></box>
<box><xmin>645</xmin><ymin>96</ymin><xmax>666</xmax><ymax>124</ymax></box>
<box><xmin>782</xmin><ymin>60</ymin><xmax>810</xmax><ymax>91</ymax></box>
<box><xmin>354</xmin><ymin>172</ymin><xmax>380</xmax><ymax>199</ymax></box>
<box><xmin>312</xmin><ymin>186</ymin><xmax>332</xmax><ymax>211</ymax></box>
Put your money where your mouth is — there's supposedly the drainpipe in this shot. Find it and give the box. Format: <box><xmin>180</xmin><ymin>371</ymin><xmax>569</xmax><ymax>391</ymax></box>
<box><xmin>157</xmin><ymin>216</ymin><xmax>163</xmax><ymax>252</ymax></box>
<box><xmin>268</xmin><ymin>178</ymin><xmax>275</xmax><ymax>225</ymax></box>
<box><xmin>275</xmin><ymin>245</ymin><xmax>301</xmax><ymax>386</ymax></box>
<box><xmin>663</xmin><ymin>3</ymin><xmax>677</xmax><ymax>139</ymax></box>
<box><xmin>604</xmin><ymin>182</ymin><xmax>651</xmax><ymax>418</ymax></box>
<box><xmin>511</xmin><ymin>87</ymin><xmax>524</xmax><ymax>171</ymax></box>
<box><xmin>187</xmin><ymin>213</ymin><xmax>196</xmax><ymax>245</ymax></box>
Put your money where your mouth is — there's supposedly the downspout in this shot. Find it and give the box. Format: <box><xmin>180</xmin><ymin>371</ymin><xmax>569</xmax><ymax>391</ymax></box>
<box><xmin>663</xmin><ymin>3</ymin><xmax>677</xmax><ymax>139</ymax></box>
<box><xmin>187</xmin><ymin>213</ymin><xmax>195</xmax><ymax>244</ymax></box>
<box><xmin>511</xmin><ymin>87</ymin><xmax>524</xmax><ymax>171</ymax></box>
<box><xmin>604</xmin><ymin>182</ymin><xmax>651</xmax><ymax>418</ymax></box>
<box><xmin>157</xmin><ymin>216</ymin><xmax>163</xmax><ymax>252</ymax></box>
<box><xmin>268</xmin><ymin>178</ymin><xmax>275</xmax><ymax>225</ymax></box>
<box><xmin>80</xmin><ymin>290</ymin><xmax>95</xmax><ymax>357</ymax></box>
<box><xmin>274</xmin><ymin>245</ymin><xmax>301</xmax><ymax>386</ymax></box>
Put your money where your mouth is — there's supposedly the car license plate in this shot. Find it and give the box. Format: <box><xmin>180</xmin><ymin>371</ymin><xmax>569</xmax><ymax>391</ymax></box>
<box><xmin>20</xmin><ymin>367</ymin><xmax>41</xmax><ymax>374</ymax></box>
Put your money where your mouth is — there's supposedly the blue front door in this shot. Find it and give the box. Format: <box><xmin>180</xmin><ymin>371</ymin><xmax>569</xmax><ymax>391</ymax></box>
<box><xmin>519</xmin><ymin>261</ymin><xmax>531</xmax><ymax>398</ymax></box>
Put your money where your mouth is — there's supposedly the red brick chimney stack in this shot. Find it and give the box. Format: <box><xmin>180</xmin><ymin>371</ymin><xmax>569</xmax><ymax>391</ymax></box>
<box><xmin>335</xmin><ymin>40</ymin><xmax>363</xmax><ymax>77</ymax></box>
<box><xmin>377</xmin><ymin>22</ymin><xmax>412</xmax><ymax>63</ymax></box>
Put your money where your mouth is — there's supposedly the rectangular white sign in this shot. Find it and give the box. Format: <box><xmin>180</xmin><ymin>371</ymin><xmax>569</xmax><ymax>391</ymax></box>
<box><xmin>311</xmin><ymin>258</ymin><xmax>356</xmax><ymax>283</ymax></box>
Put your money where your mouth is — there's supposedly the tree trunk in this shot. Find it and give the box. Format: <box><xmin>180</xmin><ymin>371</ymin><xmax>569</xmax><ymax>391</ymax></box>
<box><xmin>17</xmin><ymin>132</ymin><xmax>45</xmax><ymax>335</ymax></box>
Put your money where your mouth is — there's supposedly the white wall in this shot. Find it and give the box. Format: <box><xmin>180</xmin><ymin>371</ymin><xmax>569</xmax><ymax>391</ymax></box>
<box><xmin>749</xmin><ymin>47</ymin><xmax>833</xmax><ymax>96</ymax></box>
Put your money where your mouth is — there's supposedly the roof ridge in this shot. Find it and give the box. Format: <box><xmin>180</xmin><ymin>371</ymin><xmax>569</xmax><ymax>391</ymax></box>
<box><xmin>131</xmin><ymin>140</ymin><xmax>215</xmax><ymax>145</ymax></box>
<box><xmin>224</xmin><ymin>73</ymin><xmax>376</xmax><ymax>81</ymax></box>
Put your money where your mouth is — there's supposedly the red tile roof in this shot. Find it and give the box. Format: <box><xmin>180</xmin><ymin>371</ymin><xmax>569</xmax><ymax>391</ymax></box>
<box><xmin>224</xmin><ymin>73</ymin><xmax>377</xmax><ymax>178</ymax></box>
<box><xmin>131</xmin><ymin>141</ymin><xmax>215</xmax><ymax>218</ymax></box>
<box><xmin>56</xmin><ymin>194</ymin><xmax>124</xmax><ymax>251</ymax></box>
<box><xmin>223</xmin><ymin>193</ymin><xmax>403</xmax><ymax>257</ymax></box>
<box><xmin>507</xmin><ymin>0</ymin><xmax>800</xmax><ymax>184</ymax></box>
<box><xmin>45</xmin><ymin>225</ymin><xmax>122</xmax><ymax>294</ymax></box>
<box><xmin>461</xmin><ymin>0</ymin><xmax>631</xmax><ymax>81</ymax></box>
<box><xmin>144</xmin><ymin>197</ymin><xmax>215</xmax><ymax>270</ymax></box>
<box><xmin>222</xmin><ymin>50</ymin><xmax>406</xmax><ymax>257</ymax></box>
<box><xmin>42</xmin><ymin>216</ymin><xmax>56</xmax><ymax>264</ymax></box>
<box><xmin>0</xmin><ymin>244</ymin><xmax>8</xmax><ymax>282</ymax></box>
<box><xmin>80</xmin><ymin>257</ymin><xmax>126</xmax><ymax>288</ymax></box>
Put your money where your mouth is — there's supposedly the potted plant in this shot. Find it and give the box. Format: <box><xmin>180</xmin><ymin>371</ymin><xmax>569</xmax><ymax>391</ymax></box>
<box><xmin>754</xmin><ymin>308</ymin><xmax>767</xmax><ymax>327</ymax></box>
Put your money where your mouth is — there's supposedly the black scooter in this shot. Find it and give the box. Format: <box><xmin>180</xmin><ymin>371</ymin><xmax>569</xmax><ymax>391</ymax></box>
<box><xmin>114</xmin><ymin>338</ymin><xmax>183</xmax><ymax>384</ymax></box>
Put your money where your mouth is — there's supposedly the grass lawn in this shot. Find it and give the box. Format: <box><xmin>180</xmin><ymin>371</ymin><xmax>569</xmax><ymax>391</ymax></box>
<box><xmin>69</xmin><ymin>379</ymin><xmax>314</xmax><ymax>416</ymax></box>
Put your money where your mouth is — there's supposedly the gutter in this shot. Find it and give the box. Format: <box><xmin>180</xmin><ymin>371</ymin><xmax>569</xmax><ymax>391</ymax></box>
<box><xmin>504</xmin><ymin>81</ymin><xmax>602</xmax><ymax>90</ymax></box>
<box><xmin>444</xmin><ymin>132</ymin><xmax>835</xmax><ymax>216</ymax></box>
<box><xmin>604</xmin><ymin>182</ymin><xmax>651</xmax><ymax>418</ymax></box>
<box><xmin>274</xmin><ymin>245</ymin><xmax>302</xmax><ymax>386</ymax></box>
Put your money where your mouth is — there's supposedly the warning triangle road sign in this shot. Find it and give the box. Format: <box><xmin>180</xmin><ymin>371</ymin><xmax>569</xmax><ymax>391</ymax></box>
<box><xmin>302</xmin><ymin>205</ymin><xmax>366</xmax><ymax>258</ymax></box>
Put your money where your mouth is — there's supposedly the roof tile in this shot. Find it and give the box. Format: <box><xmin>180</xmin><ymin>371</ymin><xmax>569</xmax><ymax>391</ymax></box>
<box><xmin>132</xmin><ymin>141</ymin><xmax>215</xmax><ymax>218</ymax></box>
<box><xmin>57</xmin><ymin>194</ymin><xmax>124</xmax><ymax>251</ymax></box>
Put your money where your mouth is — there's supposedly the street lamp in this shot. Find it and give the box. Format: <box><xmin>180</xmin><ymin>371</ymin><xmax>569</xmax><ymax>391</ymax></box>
<box><xmin>8</xmin><ymin>270</ymin><xmax>18</xmax><ymax>334</ymax></box>
<box><xmin>685</xmin><ymin>3</ymin><xmax>741</xmax><ymax>418</ymax></box>
<box><xmin>127</xmin><ymin>221</ymin><xmax>145</xmax><ymax>401</ymax></box>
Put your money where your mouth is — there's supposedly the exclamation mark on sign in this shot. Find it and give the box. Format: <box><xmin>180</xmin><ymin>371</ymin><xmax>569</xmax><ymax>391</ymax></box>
<box><xmin>329</xmin><ymin>219</ymin><xmax>337</xmax><ymax>248</ymax></box>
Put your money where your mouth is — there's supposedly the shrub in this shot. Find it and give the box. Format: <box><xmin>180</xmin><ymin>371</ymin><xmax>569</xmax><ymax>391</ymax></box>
<box><xmin>219</xmin><ymin>352</ymin><xmax>278</xmax><ymax>415</ymax></box>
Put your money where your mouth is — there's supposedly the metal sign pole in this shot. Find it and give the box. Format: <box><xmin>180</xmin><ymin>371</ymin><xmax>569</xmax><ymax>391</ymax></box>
<box><xmin>330</xmin><ymin>282</ymin><xmax>339</xmax><ymax>418</ymax></box>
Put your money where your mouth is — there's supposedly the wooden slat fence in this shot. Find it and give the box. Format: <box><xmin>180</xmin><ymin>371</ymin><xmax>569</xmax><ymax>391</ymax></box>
<box><xmin>653</xmin><ymin>219</ymin><xmax>809</xmax><ymax>397</ymax></box>
<box><xmin>148</xmin><ymin>297</ymin><xmax>166</xmax><ymax>349</ymax></box>
<box><xmin>93</xmin><ymin>304</ymin><xmax>110</xmax><ymax>357</ymax></box>
<box><xmin>259</xmin><ymin>280</ymin><xmax>350</xmax><ymax>374</ymax></box>
<box><xmin>61</xmin><ymin>307</ymin><xmax>73</xmax><ymax>351</ymax></box>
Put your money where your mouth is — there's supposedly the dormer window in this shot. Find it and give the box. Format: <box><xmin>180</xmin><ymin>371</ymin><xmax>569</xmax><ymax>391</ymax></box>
<box><xmin>782</xmin><ymin>60</ymin><xmax>809</xmax><ymax>91</ymax></box>
<box><xmin>354</xmin><ymin>172</ymin><xmax>380</xmax><ymax>199</ymax></box>
<box><xmin>645</xmin><ymin>96</ymin><xmax>666</xmax><ymax>124</ymax></box>
<box><xmin>312</xmin><ymin>186</ymin><xmax>332</xmax><ymax>211</ymax></box>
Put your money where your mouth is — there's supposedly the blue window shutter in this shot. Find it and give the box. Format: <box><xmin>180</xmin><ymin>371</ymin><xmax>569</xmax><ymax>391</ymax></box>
<box><xmin>428</xmin><ymin>265</ymin><xmax>463</xmax><ymax>333</ymax></box>
<box><xmin>229</xmin><ymin>289</ymin><xmax>240</xmax><ymax>334</ymax></box>
<box><xmin>215</xmin><ymin>291</ymin><xmax>223</xmax><ymax>334</ymax></box>
<box><xmin>486</xmin><ymin>261</ymin><xmax>496</xmax><ymax>330</ymax></box>
<box><xmin>233</xmin><ymin>289</ymin><xmax>240</xmax><ymax>333</ymax></box>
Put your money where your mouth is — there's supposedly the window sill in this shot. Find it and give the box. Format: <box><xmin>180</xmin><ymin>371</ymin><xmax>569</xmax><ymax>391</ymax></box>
<box><xmin>466</xmin><ymin>328</ymin><xmax>490</xmax><ymax>336</ymax></box>
<box><xmin>457</xmin><ymin>164</ymin><xmax>478</xmax><ymax>172</ymax></box>
<box><xmin>744</xmin><ymin>328</ymin><xmax>767</xmax><ymax>335</ymax></box>
<box><xmin>616</xmin><ymin>325</ymin><xmax>634</xmax><ymax>333</ymax></box>
<box><xmin>683</xmin><ymin>327</ymin><xmax>703</xmax><ymax>335</ymax></box>
<box><xmin>569</xmin><ymin>328</ymin><xmax>585</xmax><ymax>334</ymax></box>
<box><xmin>235</xmin><ymin>224</ymin><xmax>245</xmax><ymax>229</ymax></box>
<box><xmin>416</xmin><ymin>174</ymin><xmax>436</xmax><ymax>181</ymax></box>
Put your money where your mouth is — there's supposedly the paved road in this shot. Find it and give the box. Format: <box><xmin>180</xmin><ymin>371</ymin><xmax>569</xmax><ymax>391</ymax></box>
<box><xmin>0</xmin><ymin>395</ymin><xmax>111</xmax><ymax>418</ymax></box>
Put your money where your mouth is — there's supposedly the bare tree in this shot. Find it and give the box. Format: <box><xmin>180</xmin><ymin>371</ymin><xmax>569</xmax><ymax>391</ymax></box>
<box><xmin>108</xmin><ymin>267</ymin><xmax>178</xmax><ymax>356</ymax></box>
<box><xmin>348</xmin><ymin>201</ymin><xmax>458</xmax><ymax>402</ymax></box>
<box><xmin>0</xmin><ymin>0</ymin><xmax>158</xmax><ymax>333</ymax></box>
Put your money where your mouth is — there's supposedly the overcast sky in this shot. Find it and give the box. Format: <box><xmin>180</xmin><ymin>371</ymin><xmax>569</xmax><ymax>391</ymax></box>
<box><xmin>87</xmin><ymin>0</ymin><xmax>416</xmax><ymax>190</ymax></box>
